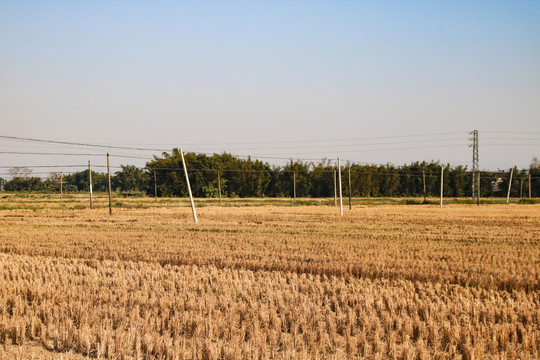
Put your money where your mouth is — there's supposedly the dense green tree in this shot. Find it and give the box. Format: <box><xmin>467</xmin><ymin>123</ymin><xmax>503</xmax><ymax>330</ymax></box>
<box><xmin>283</xmin><ymin>160</ymin><xmax>312</xmax><ymax>197</ymax></box>
<box><xmin>114</xmin><ymin>165</ymin><xmax>150</xmax><ymax>192</ymax></box>
<box><xmin>309</xmin><ymin>160</ymin><xmax>334</xmax><ymax>197</ymax></box>
<box><xmin>5</xmin><ymin>177</ymin><xmax>43</xmax><ymax>192</ymax></box>
<box><xmin>63</xmin><ymin>170</ymin><xmax>109</xmax><ymax>192</ymax></box>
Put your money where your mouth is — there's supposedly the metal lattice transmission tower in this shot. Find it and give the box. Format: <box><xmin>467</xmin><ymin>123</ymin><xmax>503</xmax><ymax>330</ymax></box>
<box><xmin>470</xmin><ymin>130</ymin><xmax>479</xmax><ymax>199</ymax></box>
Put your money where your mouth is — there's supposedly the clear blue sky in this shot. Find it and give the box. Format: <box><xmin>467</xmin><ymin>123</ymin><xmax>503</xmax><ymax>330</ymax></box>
<box><xmin>1</xmin><ymin>1</ymin><xmax>539</xmax><ymax>176</ymax></box>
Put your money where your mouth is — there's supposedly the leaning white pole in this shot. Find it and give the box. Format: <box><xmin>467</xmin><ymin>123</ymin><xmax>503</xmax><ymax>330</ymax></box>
<box><xmin>338</xmin><ymin>158</ymin><xmax>343</xmax><ymax>216</ymax></box>
<box><xmin>506</xmin><ymin>168</ymin><xmax>514</xmax><ymax>204</ymax></box>
<box><xmin>180</xmin><ymin>148</ymin><xmax>198</xmax><ymax>223</ymax></box>
<box><xmin>440</xmin><ymin>165</ymin><xmax>444</xmax><ymax>208</ymax></box>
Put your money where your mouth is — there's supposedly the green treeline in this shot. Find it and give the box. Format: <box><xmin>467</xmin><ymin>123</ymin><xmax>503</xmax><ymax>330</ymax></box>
<box><xmin>2</xmin><ymin>150</ymin><xmax>540</xmax><ymax>198</ymax></box>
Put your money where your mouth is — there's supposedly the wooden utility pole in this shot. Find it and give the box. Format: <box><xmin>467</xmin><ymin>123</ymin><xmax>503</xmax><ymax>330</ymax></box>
<box><xmin>88</xmin><ymin>161</ymin><xmax>93</xmax><ymax>209</ymax></box>
<box><xmin>107</xmin><ymin>153</ymin><xmax>112</xmax><ymax>216</ymax></box>
<box><xmin>217</xmin><ymin>171</ymin><xmax>222</xmax><ymax>204</ymax></box>
<box><xmin>180</xmin><ymin>148</ymin><xmax>197</xmax><ymax>223</ymax></box>
<box><xmin>60</xmin><ymin>172</ymin><xmax>63</xmax><ymax>201</ymax></box>
<box><xmin>338</xmin><ymin>158</ymin><xmax>343</xmax><ymax>216</ymax></box>
<box><xmin>333</xmin><ymin>170</ymin><xmax>337</xmax><ymax>207</ymax></box>
<box><xmin>348</xmin><ymin>166</ymin><xmax>352</xmax><ymax>210</ymax></box>
<box><xmin>440</xmin><ymin>166</ymin><xmax>444</xmax><ymax>208</ymax></box>
<box><xmin>154</xmin><ymin>170</ymin><xmax>157</xmax><ymax>201</ymax></box>
<box><xmin>506</xmin><ymin>168</ymin><xmax>514</xmax><ymax>204</ymax></box>
<box><xmin>293</xmin><ymin>172</ymin><xmax>296</xmax><ymax>203</ymax></box>
<box><xmin>422</xmin><ymin>170</ymin><xmax>426</xmax><ymax>202</ymax></box>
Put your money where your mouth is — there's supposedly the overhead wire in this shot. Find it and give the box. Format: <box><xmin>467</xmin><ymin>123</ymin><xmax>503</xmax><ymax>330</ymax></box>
<box><xmin>1</xmin><ymin>131</ymin><xmax>538</xmax><ymax>178</ymax></box>
<box><xmin>83</xmin><ymin>131</ymin><xmax>470</xmax><ymax>147</ymax></box>
<box><xmin>0</xmin><ymin>135</ymin><xmax>168</xmax><ymax>152</ymax></box>
<box><xmin>0</xmin><ymin>151</ymin><xmax>153</xmax><ymax>159</ymax></box>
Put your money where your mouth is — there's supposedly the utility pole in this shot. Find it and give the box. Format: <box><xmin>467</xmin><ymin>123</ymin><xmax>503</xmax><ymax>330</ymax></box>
<box><xmin>333</xmin><ymin>170</ymin><xmax>337</xmax><ymax>207</ymax></box>
<box><xmin>506</xmin><ymin>168</ymin><xmax>514</xmax><ymax>204</ymax></box>
<box><xmin>529</xmin><ymin>172</ymin><xmax>532</xmax><ymax>199</ymax></box>
<box><xmin>440</xmin><ymin>166</ymin><xmax>444</xmax><ymax>208</ymax></box>
<box><xmin>180</xmin><ymin>148</ymin><xmax>197</xmax><ymax>223</ymax></box>
<box><xmin>107</xmin><ymin>153</ymin><xmax>112</xmax><ymax>216</ymax></box>
<box><xmin>477</xmin><ymin>172</ymin><xmax>480</xmax><ymax>206</ymax></box>
<box><xmin>60</xmin><ymin>172</ymin><xmax>63</xmax><ymax>201</ymax></box>
<box><xmin>293</xmin><ymin>172</ymin><xmax>296</xmax><ymax>203</ymax></box>
<box><xmin>348</xmin><ymin>166</ymin><xmax>352</xmax><ymax>210</ymax></box>
<box><xmin>154</xmin><ymin>170</ymin><xmax>157</xmax><ymax>201</ymax></box>
<box><xmin>338</xmin><ymin>158</ymin><xmax>343</xmax><ymax>216</ymax></box>
<box><xmin>422</xmin><ymin>170</ymin><xmax>426</xmax><ymax>203</ymax></box>
<box><xmin>469</xmin><ymin>130</ymin><xmax>479</xmax><ymax>201</ymax></box>
<box><xmin>88</xmin><ymin>161</ymin><xmax>93</xmax><ymax>209</ymax></box>
<box><xmin>520</xmin><ymin>176</ymin><xmax>524</xmax><ymax>198</ymax></box>
<box><xmin>217</xmin><ymin>171</ymin><xmax>222</xmax><ymax>204</ymax></box>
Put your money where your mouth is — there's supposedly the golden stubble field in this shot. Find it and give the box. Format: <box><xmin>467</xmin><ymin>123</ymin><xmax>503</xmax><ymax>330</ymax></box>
<box><xmin>0</xmin><ymin>197</ymin><xmax>539</xmax><ymax>359</ymax></box>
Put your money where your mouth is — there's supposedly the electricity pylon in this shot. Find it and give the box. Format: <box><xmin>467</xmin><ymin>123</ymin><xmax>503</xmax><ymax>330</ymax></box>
<box><xmin>469</xmin><ymin>130</ymin><xmax>479</xmax><ymax>201</ymax></box>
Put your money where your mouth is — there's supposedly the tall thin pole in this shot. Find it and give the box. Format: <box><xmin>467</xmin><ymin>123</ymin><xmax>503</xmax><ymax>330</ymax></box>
<box><xmin>506</xmin><ymin>168</ymin><xmax>514</xmax><ymax>204</ymax></box>
<box><xmin>107</xmin><ymin>153</ymin><xmax>112</xmax><ymax>216</ymax></box>
<box><xmin>333</xmin><ymin>170</ymin><xmax>337</xmax><ymax>207</ymax></box>
<box><xmin>154</xmin><ymin>171</ymin><xmax>157</xmax><ymax>201</ymax></box>
<box><xmin>293</xmin><ymin>172</ymin><xmax>296</xmax><ymax>203</ymax></box>
<box><xmin>477</xmin><ymin>172</ymin><xmax>480</xmax><ymax>206</ymax></box>
<box><xmin>338</xmin><ymin>158</ymin><xmax>343</xmax><ymax>216</ymax></box>
<box><xmin>88</xmin><ymin>161</ymin><xmax>93</xmax><ymax>209</ymax></box>
<box><xmin>529</xmin><ymin>172</ymin><xmax>532</xmax><ymax>199</ymax></box>
<box><xmin>60</xmin><ymin>172</ymin><xmax>63</xmax><ymax>201</ymax></box>
<box><xmin>217</xmin><ymin>170</ymin><xmax>222</xmax><ymax>204</ymax></box>
<box><xmin>180</xmin><ymin>148</ymin><xmax>198</xmax><ymax>223</ymax></box>
<box><xmin>348</xmin><ymin>166</ymin><xmax>352</xmax><ymax>210</ymax></box>
<box><xmin>423</xmin><ymin>170</ymin><xmax>426</xmax><ymax>202</ymax></box>
<box><xmin>440</xmin><ymin>166</ymin><xmax>444</xmax><ymax>208</ymax></box>
<box><xmin>520</xmin><ymin>176</ymin><xmax>523</xmax><ymax>198</ymax></box>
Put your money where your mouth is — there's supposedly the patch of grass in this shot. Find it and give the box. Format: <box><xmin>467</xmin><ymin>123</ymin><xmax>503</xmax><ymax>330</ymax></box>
<box><xmin>0</xmin><ymin>206</ymin><xmax>17</xmax><ymax>210</ymax></box>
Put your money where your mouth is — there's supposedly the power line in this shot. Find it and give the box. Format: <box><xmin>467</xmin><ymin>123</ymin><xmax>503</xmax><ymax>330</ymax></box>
<box><xmin>0</xmin><ymin>135</ymin><xmax>168</xmax><ymax>152</ymax></box>
<box><xmin>0</xmin><ymin>151</ymin><xmax>151</xmax><ymax>159</ymax></box>
<box><xmin>482</xmin><ymin>143</ymin><xmax>540</xmax><ymax>146</ymax></box>
<box><xmin>0</xmin><ymin>165</ymin><xmax>122</xmax><ymax>169</ymax></box>
<box><xmin>2</xmin><ymin>132</ymin><xmax>538</xmax><ymax>172</ymax></box>
<box><xmin>0</xmin><ymin>132</ymin><xmax>468</xmax><ymax>151</ymax></box>
<box><xmin>185</xmin><ymin>138</ymin><xmax>467</xmax><ymax>152</ymax></box>
<box><xmin>237</xmin><ymin>144</ymin><xmax>470</xmax><ymax>157</ymax></box>
<box><xmin>0</xmin><ymin>152</ymin><xmax>104</xmax><ymax>156</ymax></box>
<box><xmin>0</xmin><ymin>165</ymin><xmax>88</xmax><ymax>169</ymax></box>
<box><xmin>482</xmin><ymin>137</ymin><xmax>540</xmax><ymax>141</ymax></box>
<box><xmin>87</xmin><ymin>131</ymin><xmax>469</xmax><ymax>147</ymax></box>
<box><xmin>481</xmin><ymin>131</ymin><xmax>540</xmax><ymax>134</ymax></box>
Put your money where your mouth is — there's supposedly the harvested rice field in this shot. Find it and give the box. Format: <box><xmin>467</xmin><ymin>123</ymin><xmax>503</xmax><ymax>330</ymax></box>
<box><xmin>0</xmin><ymin>196</ymin><xmax>538</xmax><ymax>359</ymax></box>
